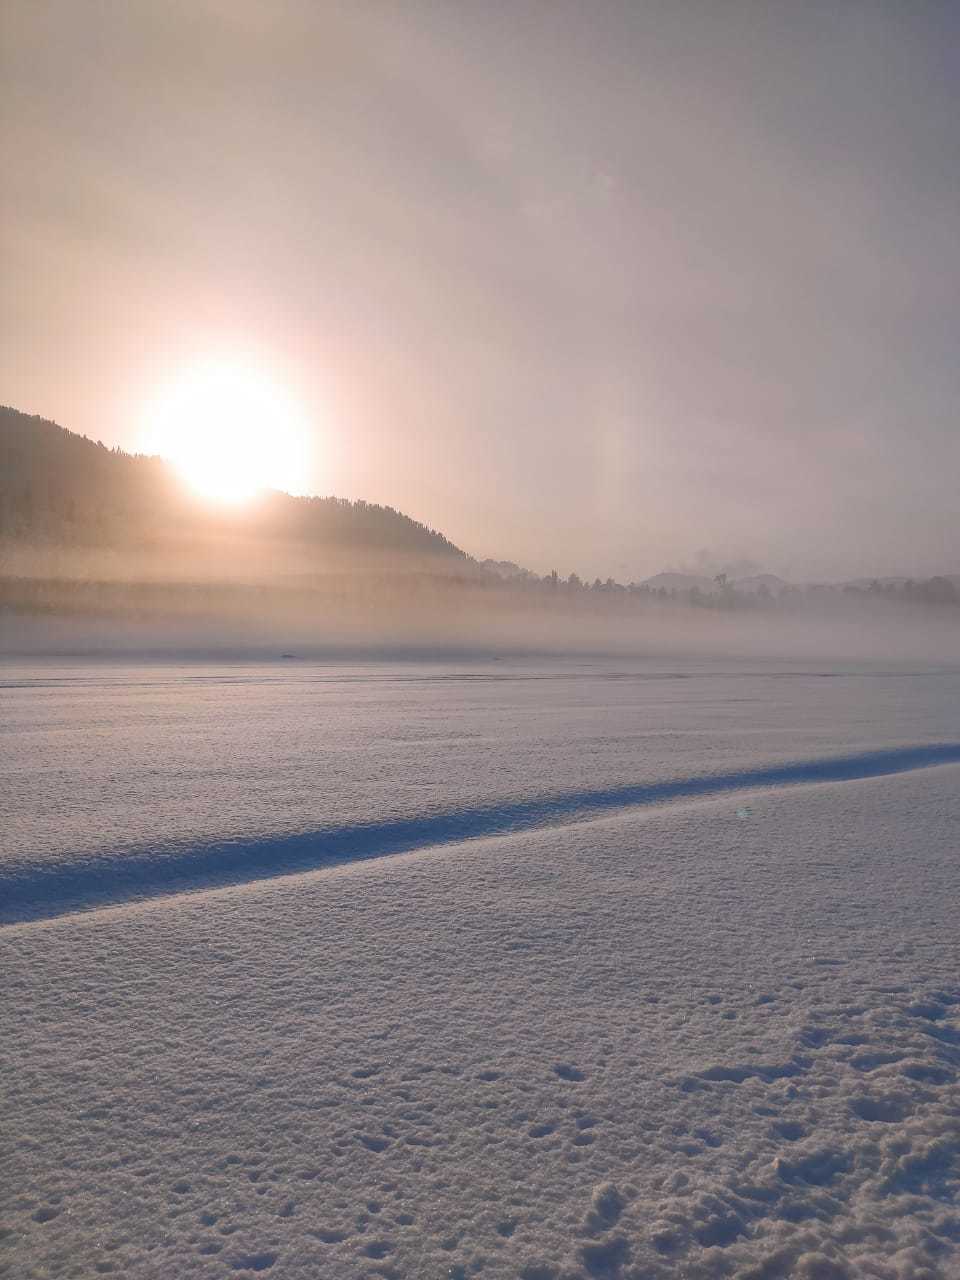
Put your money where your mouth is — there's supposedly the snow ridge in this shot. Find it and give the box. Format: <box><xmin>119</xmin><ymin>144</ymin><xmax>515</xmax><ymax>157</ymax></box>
<box><xmin>3</xmin><ymin>742</ymin><xmax>959</xmax><ymax>926</ymax></box>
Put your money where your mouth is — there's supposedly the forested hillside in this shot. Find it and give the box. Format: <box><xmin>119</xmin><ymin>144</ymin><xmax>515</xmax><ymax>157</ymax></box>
<box><xmin>2</xmin><ymin>407</ymin><xmax>955</xmax><ymax>650</ymax></box>
<box><xmin>0</xmin><ymin>406</ymin><xmax>466</xmax><ymax>562</ymax></box>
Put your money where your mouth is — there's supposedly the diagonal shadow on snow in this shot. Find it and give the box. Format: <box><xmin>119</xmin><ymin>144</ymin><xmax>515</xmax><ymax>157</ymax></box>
<box><xmin>4</xmin><ymin>742</ymin><xmax>960</xmax><ymax>926</ymax></box>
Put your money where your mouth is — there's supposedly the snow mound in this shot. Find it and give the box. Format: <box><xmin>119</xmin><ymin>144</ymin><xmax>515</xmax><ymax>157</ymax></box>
<box><xmin>3</xmin><ymin>742</ymin><xmax>959</xmax><ymax>926</ymax></box>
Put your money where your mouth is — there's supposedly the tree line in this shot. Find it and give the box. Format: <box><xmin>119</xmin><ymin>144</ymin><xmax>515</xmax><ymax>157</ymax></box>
<box><xmin>0</xmin><ymin>406</ymin><xmax>464</xmax><ymax>561</ymax></box>
<box><xmin>1</xmin><ymin>405</ymin><xmax>956</xmax><ymax>620</ymax></box>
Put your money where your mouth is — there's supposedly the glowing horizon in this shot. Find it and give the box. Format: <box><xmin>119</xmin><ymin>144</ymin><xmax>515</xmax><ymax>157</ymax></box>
<box><xmin>138</xmin><ymin>359</ymin><xmax>313</xmax><ymax>504</ymax></box>
<box><xmin>3</xmin><ymin>2</ymin><xmax>959</xmax><ymax>579</ymax></box>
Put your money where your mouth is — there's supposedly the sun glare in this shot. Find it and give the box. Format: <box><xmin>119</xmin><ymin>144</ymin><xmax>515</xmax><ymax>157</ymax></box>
<box><xmin>140</xmin><ymin>360</ymin><xmax>312</xmax><ymax>502</ymax></box>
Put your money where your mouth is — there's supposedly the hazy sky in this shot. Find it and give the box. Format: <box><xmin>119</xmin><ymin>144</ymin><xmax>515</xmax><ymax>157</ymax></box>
<box><xmin>2</xmin><ymin>0</ymin><xmax>958</xmax><ymax>580</ymax></box>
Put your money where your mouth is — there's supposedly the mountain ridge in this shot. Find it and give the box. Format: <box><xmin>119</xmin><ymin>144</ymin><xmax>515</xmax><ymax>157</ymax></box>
<box><xmin>0</xmin><ymin>405</ymin><xmax>466</xmax><ymax>567</ymax></box>
<box><xmin>2</xmin><ymin>407</ymin><xmax>957</xmax><ymax>596</ymax></box>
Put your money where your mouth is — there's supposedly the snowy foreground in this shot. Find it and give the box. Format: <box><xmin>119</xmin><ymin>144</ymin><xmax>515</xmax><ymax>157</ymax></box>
<box><xmin>2</xmin><ymin>659</ymin><xmax>959</xmax><ymax>1279</ymax></box>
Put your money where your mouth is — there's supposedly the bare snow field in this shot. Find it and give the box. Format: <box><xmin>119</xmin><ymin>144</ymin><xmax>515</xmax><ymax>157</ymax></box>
<box><xmin>2</xmin><ymin>659</ymin><xmax>959</xmax><ymax>1279</ymax></box>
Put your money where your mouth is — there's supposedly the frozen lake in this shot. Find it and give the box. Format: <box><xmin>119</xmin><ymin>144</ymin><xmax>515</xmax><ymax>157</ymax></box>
<box><xmin>4</xmin><ymin>656</ymin><xmax>960</xmax><ymax>921</ymax></box>
<box><xmin>2</xmin><ymin>657</ymin><xmax>959</xmax><ymax>1278</ymax></box>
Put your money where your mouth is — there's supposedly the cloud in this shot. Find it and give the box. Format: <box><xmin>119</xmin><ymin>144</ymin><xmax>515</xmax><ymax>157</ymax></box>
<box><xmin>2</xmin><ymin>0</ymin><xmax>958</xmax><ymax>579</ymax></box>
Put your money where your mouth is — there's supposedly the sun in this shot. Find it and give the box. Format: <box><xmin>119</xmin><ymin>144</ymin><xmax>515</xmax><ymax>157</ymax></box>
<box><xmin>140</xmin><ymin>359</ymin><xmax>312</xmax><ymax>502</ymax></box>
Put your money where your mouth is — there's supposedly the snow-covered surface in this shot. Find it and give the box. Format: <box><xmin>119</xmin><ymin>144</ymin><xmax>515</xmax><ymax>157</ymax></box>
<box><xmin>2</xmin><ymin>658</ymin><xmax>959</xmax><ymax>1278</ymax></box>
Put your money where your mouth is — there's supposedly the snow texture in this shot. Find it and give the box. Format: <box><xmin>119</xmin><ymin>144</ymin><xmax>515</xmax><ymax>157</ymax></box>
<box><xmin>2</xmin><ymin>659</ymin><xmax>959</xmax><ymax>1279</ymax></box>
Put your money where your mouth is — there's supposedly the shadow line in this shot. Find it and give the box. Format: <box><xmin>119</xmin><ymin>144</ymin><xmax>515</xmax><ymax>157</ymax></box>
<box><xmin>4</xmin><ymin>742</ymin><xmax>959</xmax><ymax>926</ymax></box>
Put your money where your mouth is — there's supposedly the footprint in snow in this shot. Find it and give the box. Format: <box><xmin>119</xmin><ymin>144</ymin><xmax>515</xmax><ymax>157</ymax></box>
<box><xmin>554</xmin><ymin>1063</ymin><xmax>586</xmax><ymax>1082</ymax></box>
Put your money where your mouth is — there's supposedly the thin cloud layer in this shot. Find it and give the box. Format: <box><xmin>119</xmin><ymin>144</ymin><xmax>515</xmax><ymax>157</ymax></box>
<box><xmin>2</xmin><ymin>0</ymin><xmax>958</xmax><ymax>580</ymax></box>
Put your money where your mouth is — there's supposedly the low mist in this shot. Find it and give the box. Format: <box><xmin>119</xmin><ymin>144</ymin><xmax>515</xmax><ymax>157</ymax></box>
<box><xmin>3</xmin><ymin>538</ymin><xmax>957</xmax><ymax>666</ymax></box>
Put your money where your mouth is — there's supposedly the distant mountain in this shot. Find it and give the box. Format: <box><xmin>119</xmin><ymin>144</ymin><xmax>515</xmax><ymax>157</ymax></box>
<box><xmin>481</xmin><ymin>559</ymin><xmax>532</xmax><ymax>581</ymax></box>
<box><xmin>0</xmin><ymin>406</ymin><xmax>467</xmax><ymax>565</ymax></box>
